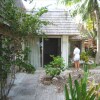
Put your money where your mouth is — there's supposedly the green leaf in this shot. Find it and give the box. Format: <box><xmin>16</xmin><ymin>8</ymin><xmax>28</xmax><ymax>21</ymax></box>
<box><xmin>74</xmin><ymin>80</ymin><xmax>81</xmax><ymax>100</ymax></box>
<box><xmin>64</xmin><ymin>84</ymin><xmax>70</xmax><ymax>100</ymax></box>
<box><xmin>82</xmin><ymin>83</ymin><xmax>87</xmax><ymax>98</ymax></box>
<box><xmin>90</xmin><ymin>93</ymin><xmax>96</xmax><ymax>100</ymax></box>
<box><xmin>86</xmin><ymin>87</ymin><xmax>95</xmax><ymax>99</ymax></box>
<box><xmin>68</xmin><ymin>74</ymin><xmax>75</xmax><ymax>100</ymax></box>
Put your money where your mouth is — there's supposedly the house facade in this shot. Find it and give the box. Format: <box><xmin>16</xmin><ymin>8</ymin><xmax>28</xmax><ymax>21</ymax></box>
<box><xmin>27</xmin><ymin>10</ymin><xmax>80</xmax><ymax>68</ymax></box>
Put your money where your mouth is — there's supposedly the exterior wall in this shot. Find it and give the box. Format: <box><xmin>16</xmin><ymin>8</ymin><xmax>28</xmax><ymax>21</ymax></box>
<box><xmin>27</xmin><ymin>36</ymin><xmax>69</xmax><ymax>68</ymax></box>
<box><xmin>68</xmin><ymin>41</ymin><xmax>71</xmax><ymax>57</ymax></box>
<box><xmin>61</xmin><ymin>35</ymin><xmax>69</xmax><ymax>68</ymax></box>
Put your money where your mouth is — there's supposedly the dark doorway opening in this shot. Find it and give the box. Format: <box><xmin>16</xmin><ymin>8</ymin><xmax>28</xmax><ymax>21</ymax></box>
<box><xmin>43</xmin><ymin>38</ymin><xmax>61</xmax><ymax>65</ymax></box>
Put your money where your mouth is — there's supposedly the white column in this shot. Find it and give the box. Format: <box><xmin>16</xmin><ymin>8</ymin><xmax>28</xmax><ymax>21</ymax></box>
<box><xmin>81</xmin><ymin>40</ymin><xmax>85</xmax><ymax>52</ymax></box>
<box><xmin>61</xmin><ymin>36</ymin><xmax>69</xmax><ymax>68</ymax></box>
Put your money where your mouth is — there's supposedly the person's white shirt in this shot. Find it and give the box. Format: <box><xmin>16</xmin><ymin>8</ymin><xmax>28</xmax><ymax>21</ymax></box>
<box><xmin>73</xmin><ymin>47</ymin><xmax>80</xmax><ymax>61</ymax></box>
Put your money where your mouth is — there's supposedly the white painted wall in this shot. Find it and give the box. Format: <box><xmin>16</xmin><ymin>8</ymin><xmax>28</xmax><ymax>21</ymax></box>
<box><xmin>61</xmin><ymin>36</ymin><xmax>69</xmax><ymax>68</ymax></box>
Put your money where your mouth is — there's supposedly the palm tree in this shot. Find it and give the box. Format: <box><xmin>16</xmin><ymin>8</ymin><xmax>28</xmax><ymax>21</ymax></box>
<box><xmin>60</xmin><ymin>0</ymin><xmax>100</xmax><ymax>64</ymax></box>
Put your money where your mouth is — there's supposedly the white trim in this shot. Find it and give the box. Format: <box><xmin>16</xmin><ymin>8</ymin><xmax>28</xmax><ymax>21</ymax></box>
<box><xmin>61</xmin><ymin>36</ymin><xmax>69</xmax><ymax>68</ymax></box>
<box><xmin>42</xmin><ymin>37</ymin><xmax>44</xmax><ymax>67</ymax></box>
<box><xmin>45</xmin><ymin>35</ymin><xmax>61</xmax><ymax>38</ymax></box>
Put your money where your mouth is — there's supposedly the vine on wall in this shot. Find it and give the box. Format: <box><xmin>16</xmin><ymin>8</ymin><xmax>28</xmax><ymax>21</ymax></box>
<box><xmin>0</xmin><ymin>0</ymin><xmax>48</xmax><ymax>99</ymax></box>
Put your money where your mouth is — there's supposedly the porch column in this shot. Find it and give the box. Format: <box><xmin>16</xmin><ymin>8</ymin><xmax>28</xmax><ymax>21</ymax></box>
<box><xmin>81</xmin><ymin>40</ymin><xmax>85</xmax><ymax>52</ymax></box>
<box><xmin>61</xmin><ymin>36</ymin><xmax>69</xmax><ymax>68</ymax></box>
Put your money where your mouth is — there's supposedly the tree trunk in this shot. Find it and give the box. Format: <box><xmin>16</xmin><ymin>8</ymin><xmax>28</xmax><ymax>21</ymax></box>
<box><xmin>95</xmin><ymin>9</ymin><xmax>100</xmax><ymax>64</ymax></box>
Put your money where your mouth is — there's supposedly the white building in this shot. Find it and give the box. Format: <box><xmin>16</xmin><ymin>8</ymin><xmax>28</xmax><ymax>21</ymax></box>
<box><xmin>22</xmin><ymin>0</ymin><xmax>81</xmax><ymax>68</ymax></box>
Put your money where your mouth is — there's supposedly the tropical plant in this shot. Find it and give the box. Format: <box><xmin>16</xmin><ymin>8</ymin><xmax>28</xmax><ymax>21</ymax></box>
<box><xmin>60</xmin><ymin>0</ymin><xmax>100</xmax><ymax>64</ymax></box>
<box><xmin>45</xmin><ymin>55</ymin><xmax>65</xmax><ymax>77</ymax></box>
<box><xmin>80</xmin><ymin>52</ymin><xmax>89</xmax><ymax>63</ymax></box>
<box><xmin>64</xmin><ymin>65</ymin><xmax>100</xmax><ymax>100</ymax></box>
<box><xmin>86</xmin><ymin>48</ymin><xmax>96</xmax><ymax>58</ymax></box>
<box><xmin>81</xmin><ymin>17</ymin><xmax>97</xmax><ymax>41</ymax></box>
<box><xmin>86</xmin><ymin>17</ymin><xmax>96</xmax><ymax>37</ymax></box>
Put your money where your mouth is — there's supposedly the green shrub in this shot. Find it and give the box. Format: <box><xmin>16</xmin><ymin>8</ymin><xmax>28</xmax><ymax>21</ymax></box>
<box><xmin>80</xmin><ymin>52</ymin><xmax>89</xmax><ymax>63</ymax></box>
<box><xmin>23</xmin><ymin>63</ymin><xmax>36</xmax><ymax>74</ymax></box>
<box><xmin>45</xmin><ymin>67</ymin><xmax>61</xmax><ymax>77</ymax></box>
<box><xmin>86</xmin><ymin>48</ymin><xmax>96</xmax><ymax>58</ymax></box>
<box><xmin>87</xmin><ymin>63</ymin><xmax>97</xmax><ymax>69</ymax></box>
<box><xmin>45</xmin><ymin>55</ymin><xmax>65</xmax><ymax>77</ymax></box>
<box><xmin>16</xmin><ymin>58</ymin><xmax>36</xmax><ymax>74</ymax></box>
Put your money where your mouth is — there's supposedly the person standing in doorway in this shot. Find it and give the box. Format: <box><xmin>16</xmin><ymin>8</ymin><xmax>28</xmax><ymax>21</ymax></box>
<box><xmin>73</xmin><ymin>44</ymin><xmax>80</xmax><ymax>71</ymax></box>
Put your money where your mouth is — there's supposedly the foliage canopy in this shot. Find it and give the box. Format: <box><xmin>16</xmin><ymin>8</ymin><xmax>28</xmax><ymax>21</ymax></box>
<box><xmin>0</xmin><ymin>0</ymin><xmax>48</xmax><ymax>37</ymax></box>
<box><xmin>60</xmin><ymin>0</ymin><xmax>100</xmax><ymax>64</ymax></box>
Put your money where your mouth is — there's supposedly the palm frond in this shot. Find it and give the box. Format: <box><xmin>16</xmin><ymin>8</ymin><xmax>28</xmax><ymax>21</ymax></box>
<box><xmin>60</xmin><ymin>0</ymin><xmax>81</xmax><ymax>6</ymax></box>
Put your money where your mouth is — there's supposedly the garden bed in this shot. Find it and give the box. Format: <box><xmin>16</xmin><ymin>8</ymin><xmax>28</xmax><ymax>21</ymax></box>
<box><xmin>40</xmin><ymin>67</ymin><xmax>100</xmax><ymax>93</ymax></box>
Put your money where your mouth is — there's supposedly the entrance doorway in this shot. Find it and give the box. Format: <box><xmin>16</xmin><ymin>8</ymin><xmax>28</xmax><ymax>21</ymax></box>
<box><xmin>41</xmin><ymin>38</ymin><xmax>61</xmax><ymax>66</ymax></box>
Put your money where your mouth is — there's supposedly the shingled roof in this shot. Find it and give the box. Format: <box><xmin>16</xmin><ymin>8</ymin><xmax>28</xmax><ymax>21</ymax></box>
<box><xmin>41</xmin><ymin>11</ymin><xmax>80</xmax><ymax>35</ymax></box>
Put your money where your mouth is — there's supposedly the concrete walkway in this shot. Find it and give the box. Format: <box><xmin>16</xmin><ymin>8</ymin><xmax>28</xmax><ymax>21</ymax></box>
<box><xmin>8</xmin><ymin>70</ymin><xmax>65</xmax><ymax>100</ymax></box>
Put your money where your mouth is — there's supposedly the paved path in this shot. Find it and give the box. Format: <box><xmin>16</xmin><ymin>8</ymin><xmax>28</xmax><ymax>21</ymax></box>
<box><xmin>8</xmin><ymin>70</ymin><xmax>65</xmax><ymax>100</ymax></box>
<box><xmin>8</xmin><ymin>67</ymin><xmax>100</xmax><ymax>100</ymax></box>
